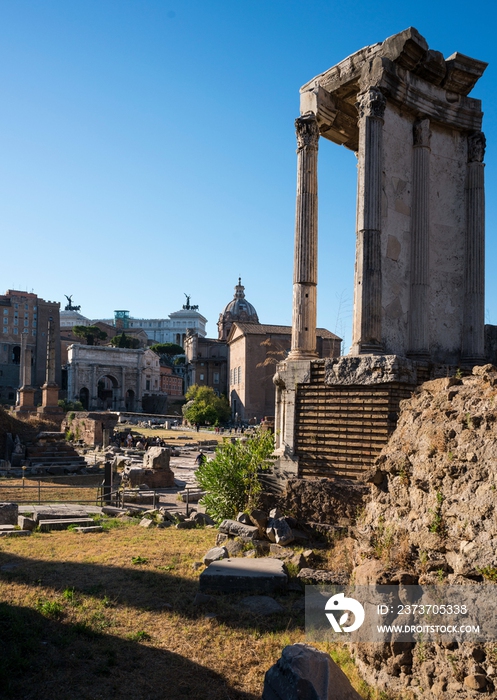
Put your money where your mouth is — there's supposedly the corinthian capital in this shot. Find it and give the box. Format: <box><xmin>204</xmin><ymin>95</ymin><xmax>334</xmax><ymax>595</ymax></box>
<box><xmin>468</xmin><ymin>131</ymin><xmax>486</xmax><ymax>163</ymax></box>
<box><xmin>356</xmin><ymin>87</ymin><xmax>386</xmax><ymax>120</ymax></box>
<box><xmin>295</xmin><ymin>113</ymin><xmax>319</xmax><ymax>152</ymax></box>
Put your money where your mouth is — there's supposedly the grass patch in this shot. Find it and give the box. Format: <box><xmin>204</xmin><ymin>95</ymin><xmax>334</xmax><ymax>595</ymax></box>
<box><xmin>0</xmin><ymin>522</ymin><xmax>386</xmax><ymax>699</ymax></box>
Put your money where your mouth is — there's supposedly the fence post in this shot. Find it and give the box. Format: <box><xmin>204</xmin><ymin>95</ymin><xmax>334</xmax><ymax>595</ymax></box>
<box><xmin>153</xmin><ymin>490</ymin><xmax>157</xmax><ymax>510</ymax></box>
<box><xmin>186</xmin><ymin>488</ymin><xmax>189</xmax><ymax>518</ymax></box>
<box><xmin>38</xmin><ymin>480</ymin><xmax>41</xmax><ymax>505</ymax></box>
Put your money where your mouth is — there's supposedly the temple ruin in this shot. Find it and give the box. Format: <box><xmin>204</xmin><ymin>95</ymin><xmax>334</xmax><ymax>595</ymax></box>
<box><xmin>272</xmin><ymin>28</ymin><xmax>488</xmax><ymax>489</ymax></box>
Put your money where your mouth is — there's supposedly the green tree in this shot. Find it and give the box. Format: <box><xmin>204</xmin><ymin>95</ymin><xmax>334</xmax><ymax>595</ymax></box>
<box><xmin>110</xmin><ymin>332</ymin><xmax>140</xmax><ymax>349</ymax></box>
<box><xmin>149</xmin><ymin>343</ymin><xmax>184</xmax><ymax>356</ymax></box>
<box><xmin>196</xmin><ymin>429</ymin><xmax>275</xmax><ymax>523</ymax></box>
<box><xmin>72</xmin><ymin>325</ymin><xmax>108</xmax><ymax>346</ymax></box>
<box><xmin>183</xmin><ymin>385</ymin><xmax>230</xmax><ymax>425</ymax></box>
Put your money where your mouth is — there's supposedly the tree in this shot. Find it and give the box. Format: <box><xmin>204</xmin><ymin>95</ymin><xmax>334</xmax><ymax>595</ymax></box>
<box><xmin>183</xmin><ymin>385</ymin><xmax>230</xmax><ymax>425</ymax></box>
<box><xmin>149</xmin><ymin>343</ymin><xmax>184</xmax><ymax>356</ymax></box>
<box><xmin>72</xmin><ymin>325</ymin><xmax>108</xmax><ymax>346</ymax></box>
<box><xmin>110</xmin><ymin>332</ymin><xmax>140</xmax><ymax>349</ymax></box>
<box><xmin>196</xmin><ymin>429</ymin><xmax>275</xmax><ymax>523</ymax></box>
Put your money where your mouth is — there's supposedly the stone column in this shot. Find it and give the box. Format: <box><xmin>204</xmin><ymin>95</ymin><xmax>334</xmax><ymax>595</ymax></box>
<box><xmin>462</xmin><ymin>131</ymin><xmax>486</xmax><ymax>363</ymax></box>
<box><xmin>16</xmin><ymin>333</ymin><xmax>35</xmax><ymax>413</ymax></box>
<box><xmin>91</xmin><ymin>365</ymin><xmax>97</xmax><ymax>409</ymax></box>
<box><xmin>289</xmin><ymin>114</ymin><xmax>319</xmax><ymax>359</ymax></box>
<box><xmin>408</xmin><ymin>119</ymin><xmax>431</xmax><ymax>358</ymax></box>
<box><xmin>38</xmin><ymin>318</ymin><xmax>61</xmax><ymax>414</ymax></box>
<box><xmin>351</xmin><ymin>87</ymin><xmax>386</xmax><ymax>355</ymax></box>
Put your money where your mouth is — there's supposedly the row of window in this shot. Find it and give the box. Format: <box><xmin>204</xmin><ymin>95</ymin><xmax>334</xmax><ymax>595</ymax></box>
<box><xmin>2</xmin><ymin>328</ymin><xmax>36</xmax><ymax>335</ymax></box>
<box><xmin>3</xmin><ymin>318</ymin><xmax>36</xmax><ymax>327</ymax></box>
<box><xmin>230</xmin><ymin>366</ymin><xmax>242</xmax><ymax>385</ymax></box>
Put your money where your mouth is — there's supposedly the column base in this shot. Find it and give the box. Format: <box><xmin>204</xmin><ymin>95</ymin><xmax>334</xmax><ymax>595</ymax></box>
<box><xmin>287</xmin><ymin>350</ymin><xmax>318</xmax><ymax>361</ymax></box>
<box><xmin>15</xmin><ymin>386</ymin><xmax>36</xmax><ymax>413</ymax></box>
<box><xmin>38</xmin><ymin>383</ymin><xmax>62</xmax><ymax>415</ymax></box>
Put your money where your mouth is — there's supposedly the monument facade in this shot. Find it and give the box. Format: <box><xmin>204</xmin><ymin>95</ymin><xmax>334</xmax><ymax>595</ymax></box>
<box><xmin>272</xmin><ymin>28</ymin><xmax>488</xmax><ymax>488</ymax></box>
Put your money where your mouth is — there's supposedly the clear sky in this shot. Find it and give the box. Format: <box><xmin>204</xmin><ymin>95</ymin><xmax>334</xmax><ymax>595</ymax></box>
<box><xmin>1</xmin><ymin>0</ymin><xmax>496</xmax><ymax>350</ymax></box>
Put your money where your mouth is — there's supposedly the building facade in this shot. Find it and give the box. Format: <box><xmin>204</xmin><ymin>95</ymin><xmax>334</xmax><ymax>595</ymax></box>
<box><xmin>98</xmin><ymin>299</ymin><xmax>207</xmax><ymax>347</ymax></box>
<box><xmin>227</xmin><ymin>323</ymin><xmax>341</xmax><ymax>423</ymax></box>
<box><xmin>184</xmin><ymin>333</ymin><xmax>228</xmax><ymax>396</ymax></box>
<box><xmin>0</xmin><ymin>290</ymin><xmax>61</xmax><ymax>405</ymax></box>
<box><xmin>66</xmin><ymin>345</ymin><xmax>165</xmax><ymax>413</ymax></box>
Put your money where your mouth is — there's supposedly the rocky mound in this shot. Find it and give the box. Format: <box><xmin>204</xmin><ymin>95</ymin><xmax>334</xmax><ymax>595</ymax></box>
<box><xmin>352</xmin><ymin>364</ymin><xmax>497</xmax><ymax>698</ymax></box>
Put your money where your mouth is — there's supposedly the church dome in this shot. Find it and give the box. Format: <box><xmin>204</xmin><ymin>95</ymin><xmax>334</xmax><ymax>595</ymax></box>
<box><xmin>218</xmin><ymin>278</ymin><xmax>259</xmax><ymax>340</ymax></box>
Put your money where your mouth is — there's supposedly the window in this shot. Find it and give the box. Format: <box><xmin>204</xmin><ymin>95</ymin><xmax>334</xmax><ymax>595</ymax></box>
<box><xmin>25</xmin><ymin>304</ymin><xmax>29</xmax><ymax>310</ymax></box>
<box><xmin>2</xmin><ymin>327</ymin><xmax>8</xmax><ymax>334</ymax></box>
<box><xmin>3</xmin><ymin>309</ymin><xmax>8</xmax><ymax>315</ymax></box>
<box><xmin>13</xmin><ymin>328</ymin><xmax>18</xmax><ymax>334</ymax></box>
<box><xmin>237</xmin><ymin>366</ymin><xmax>242</xmax><ymax>384</ymax></box>
<box><xmin>146</xmin><ymin>380</ymin><xmax>150</xmax><ymax>391</ymax></box>
<box><xmin>3</xmin><ymin>318</ymin><xmax>7</xmax><ymax>325</ymax></box>
<box><xmin>199</xmin><ymin>373</ymin><xmax>204</xmax><ymax>381</ymax></box>
<box><xmin>24</xmin><ymin>320</ymin><xmax>28</xmax><ymax>327</ymax></box>
<box><xmin>213</xmin><ymin>372</ymin><xmax>219</xmax><ymax>384</ymax></box>
<box><xmin>13</xmin><ymin>318</ymin><xmax>18</xmax><ymax>326</ymax></box>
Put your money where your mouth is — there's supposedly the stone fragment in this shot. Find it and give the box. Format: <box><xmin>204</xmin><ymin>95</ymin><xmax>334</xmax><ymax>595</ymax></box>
<box><xmin>0</xmin><ymin>530</ymin><xmax>31</xmax><ymax>538</ymax></box>
<box><xmin>199</xmin><ymin>557</ymin><xmax>287</xmax><ymax>594</ymax></box>
<box><xmin>463</xmin><ymin>674</ymin><xmax>487</xmax><ymax>690</ymax></box>
<box><xmin>0</xmin><ymin>503</ymin><xmax>18</xmax><ymax>526</ymax></box>
<box><xmin>216</xmin><ymin>532</ymin><xmax>228</xmax><ymax>545</ymax></box>
<box><xmin>273</xmin><ymin>518</ymin><xmax>295</xmax><ymax>546</ymax></box>
<box><xmin>297</xmin><ymin>569</ymin><xmax>349</xmax><ymax>585</ymax></box>
<box><xmin>262</xmin><ymin>643</ymin><xmax>362</xmax><ymax>699</ymax></box>
<box><xmin>240</xmin><ymin>596</ymin><xmax>284</xmax><ymax>615</ymax></box>
<box><xmin>175</xmin><ymin>520</ymin><xmax>196</xmax><ymax>529</ymax></box>
<box><xmin>225</xmin><ymin>539</ymin><xmax>244</xmax><ymax>556</ymax></box>
<box><xmin>203</xmin><ymin>546</ymin><xmax>228</xmax><ymax>566</ymax></box>
<box><xmin>269</xmin><ymin>544</ymin><xmax>293</xmax><ymax>559</ymax></box>
<box><xmin>290</xmin><ymin>553</ymin><xmax>307</xmax><ymax>571</ymax></box>
<box><xmin>74</xmin><ymin>526</ymin><xmax>104</xmax><ymax>533</ymax></box>
<box><xmin>218</xmin><ymin>519</ymin><xmax>259</xmax><ymax>540</ymax></box>
<box><xmin>237</xmin><ymin>512</ymin><xmax>252</xmax><ymax>525</ymax></box>
<box><xmin>191</xmin><ymin>512</ymin><xmax>215</xmax><ymax>526</ymax></box>
<box><xmin>143</xmin><ymin>446</ymin><xmax>171</xmax><ymax>470</ymax></box>
<box><xmin>192</xmin><ymin>562</ymin><xmax>203</xmax><ymax>571</ymax></box>
<box><xmin>249</xmin><ymin>508</ymin><xmax>268</xmax><ymax>530</ymax></box>
<box><xmin>140</xmin><ymin>518</ymin><xmax>154</xmax><ymax>528</ymax></box>
<box><xmin>269</xmin><ymin>508</ymin><xmax>283</xmax><ymax>519</ymax></box>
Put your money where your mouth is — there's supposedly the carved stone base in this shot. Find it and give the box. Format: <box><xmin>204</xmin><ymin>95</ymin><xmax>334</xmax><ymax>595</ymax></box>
<box><xmin>38</xmin><ymin>383</ymin><xmax>62</xmax><ymax>415</ymax></box>
<box><xmin>324</xmin><ymin>354</ymin><xmax>417</xmax><ymax>386</ymax></box>
<box><xmin>15</xmin><ymin>387</ymin><xmax>36</xmax><ymax>413</ymax></box>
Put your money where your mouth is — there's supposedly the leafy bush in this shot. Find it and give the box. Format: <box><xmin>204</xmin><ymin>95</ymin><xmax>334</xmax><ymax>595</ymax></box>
<box><xmin>183</xmin><ymin>385</ymin><xmax>229</xmax><ymax>425</ymax></box>
<box><xmin>196</xmin><ymin>429</ymin><xmax>274</xmax><ymax>523</ymax></box>
<box><xmin>58</xmin><ymin>399</ymin><xmax>84</xmax><ymax>412</ymax></box>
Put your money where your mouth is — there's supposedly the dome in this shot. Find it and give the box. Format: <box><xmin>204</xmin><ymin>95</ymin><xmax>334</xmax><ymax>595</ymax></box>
<box><xmin>218</xmin><ymin>278</ymin><xmax>259</xmax><ymax>340</ymax></box>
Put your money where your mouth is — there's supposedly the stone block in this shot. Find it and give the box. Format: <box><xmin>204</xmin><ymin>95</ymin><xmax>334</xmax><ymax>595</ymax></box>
<box><xmin>262</xmin><ymin>643</ymin><xmax>362</xmax><ymax>699</ymax></box>
<box><xmin>38</xmin><ymin>518</ymin><xmax>94</xmax><ymax>532</ymax></box>
<box><xmin>74</xmin><ymin>526</ymin><xmax>104</xmax><ymax>533</ymax></box>
<box><xmin>139</xmin><ymin>518</ymin><xmax>154</xmax><ymax>528</ymax></box>
<box><xmin>0</xmin><ymin>530</ymin><xmax>31</xmax><ymax>538</ymax></box>
<box><xmin>249</xmin><ymin>508</ymin><xmax>268</xmax><ymax>530</ymax></box>
<box><xmin>18</xmin><ymin>516</ymin><xmax>35</xmax><ymax>531</ymax></box>
<box><xmin>0</xmin><ymin>503</ymin><xmax>18</xmax><ymax>526</ymax></box>
<box><xmin>199</xmin><ymin>557</ymin><xmax>287</xmax><ymax>594</ymax></box>
<box><xmin>218</xmin><ymin>519</ymin><xmax>259</xmax><ymax>540</ymax></box>
<box><xmin>203</xmin><ymin>546</ymin><xmax>228</xmax><ymax>566</ymax></box>
<box><xmin>143</xmin><ymin>446</ymin><xmax>171</xmax><ymax>470</ymax></box>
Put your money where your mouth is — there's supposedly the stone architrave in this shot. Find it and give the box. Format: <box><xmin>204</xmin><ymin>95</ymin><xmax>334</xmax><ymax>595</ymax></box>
<box><xmin>462</xmin><ymin>131</ymin><xmax>486</xmax><ymax>363</ymax></box>
<box><xmin>352</xmin><ymin>87</ymin><xmax>386</xmax><ymax>355</ymax></box>
<box><xmin>289</xmin><ymin>114</ymin><xmax>319</xmax><ymax>360</ymax></box>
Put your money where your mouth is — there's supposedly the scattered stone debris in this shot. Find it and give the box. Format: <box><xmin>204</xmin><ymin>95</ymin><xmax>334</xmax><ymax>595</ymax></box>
<box><xmin>199</xmin><ymin>557</ymin><xmax>288</xmax><ymax>594</ymax></box>
<box><xmin>239</xmin><ymin>595</ymin><xmax>284</xmax><ymax>616</ymax></box>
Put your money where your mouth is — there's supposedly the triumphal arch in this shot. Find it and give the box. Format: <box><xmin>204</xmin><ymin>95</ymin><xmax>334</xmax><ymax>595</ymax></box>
<box><xmin>272</xmin><ymin>28</ymin><xmax>487</xmax><ymax>488</ymax></box>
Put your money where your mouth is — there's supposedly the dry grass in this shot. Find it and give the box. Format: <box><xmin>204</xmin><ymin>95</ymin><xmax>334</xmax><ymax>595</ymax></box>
<box><xmin>119</xmin><ymin>423</ymin><xmax>226</xmax><ymax>444</ymax></box>
<box><xmin>0</xmin><ymin>477</ymin><xmax>101</xmax><ymax>506</ymax></box>
<box><xmin>0</xmin><ymin>523</ymin><xmax>390</xmax><ymax>700</ymax></box>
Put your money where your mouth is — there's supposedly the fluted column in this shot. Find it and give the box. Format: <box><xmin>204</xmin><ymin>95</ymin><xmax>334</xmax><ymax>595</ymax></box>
<box><xmin>462</xmin><ymin>131</ymin><xmax>486</xmax><ymax>362</ymax></box>
<box><xmin>289</xmin><ymin>114</ymin><xmax>319</xmax><ymax>359</ymax></box>
<box><xmin>408</xmin><ymin>119</ymin><xmax>431</xmax><ymax>358</ymax></box>
<box><xmin>352</xmin><ymin>88</ymin><xmax>385</xmax><ymax>355</ymax></box>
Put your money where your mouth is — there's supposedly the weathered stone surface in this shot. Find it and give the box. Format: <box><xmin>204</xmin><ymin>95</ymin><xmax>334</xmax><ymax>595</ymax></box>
<box><xmin>297</xmin><ymin>569</ymin><xmax>349</xmax><ymax>585</ymax></box>
<box><xmin>282</xmin><ymin>478</ymin><xmax>367</xmax><ymax>526</ymax></box>
<box><xmin>0</xmin><ymin>529</ymin><xmax>31</xmax><ymax>538</ymax></box>
<box><xmin>262</xmin><ymin>643</ymin><xmax>362</xmax><ymax>699</ymax></box>
<box><xmin>139</xmin><ymin>518</ymin><xmax>154</xmax><ymax>528</ymax></box>
<box><xmin>0</xmin><ymin>503</ymin><xmax>18</xmax><ymax>526</ymax></box>
<box><xmin>270</xmin><ymin>517</ymin><xmax>295</xmax><ymax>546</ymax></box>
<box><xmin>143</xmin><ymin>446</ymin><xmax>171</xmax><ymax>470</ymax></box>
<box><xmin>218</xmin><ymin>519</ymin><xmax>259</xmax><ymax>540</ymax></box>
<box><xmin>324</xmin><ymin>355</ymin><xmax>417</xmax><ymax>386</ymax></box>
<box><xmin>18</xmin><ymin>516</ymin><xmax>35</xmax><ymax>531</ymax></box>
<box><xmin>39</xmin><ymin>518</ymin><xmax>94</xmax><ymax>532</ymax></box>
<box><xmin>199</xmin><ymin>557</ymin><xmax>287</xmax><ymax>594</ymax></box>
<box><xmin>191</xmin><ymin>512</ymin><xmax>215</xmax><ymax>527</ymax></box>
<box><xmin>203</xmin><ymin>546</ymin><xmax>228</xmax><ymax>566</ymax></box>
<box><xmin>463</xmin><ymin>674</ymin><xmax>487</xmax><ymax>690</ymax></box>
<box><xmin>74</xmin><ymin>526</ymin><xmax>104</xmax><ymax>533</ymax></box>
<box><xmin>239</xmin><ymin>596</ymin><xmax>284</xmax><ymax>616</ymax></box>
<box><xmin>249</xmin><ymin>508</ymin><xmax>268</xmax><ymax>530</ymax></box>
<box><xmin>237</xmin><ymin>511</ymin><xmax>252</xmax><ymax>524</ymax></box>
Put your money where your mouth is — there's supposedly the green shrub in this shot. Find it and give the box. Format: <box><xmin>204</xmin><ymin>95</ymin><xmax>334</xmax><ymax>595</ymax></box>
<box><xmin>196</xmin><ymin>429</ymin><xmax>274</xmax><ymax>523</ymax></box>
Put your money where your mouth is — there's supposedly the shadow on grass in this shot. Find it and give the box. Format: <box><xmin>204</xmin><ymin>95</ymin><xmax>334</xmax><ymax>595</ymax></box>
<box><xmin>0</xmin><ymin>551</ymin><xmax>305</xmax><ymax>634</ymax></box>
<box><xmin>0</xmin><ymin>602</ymin><xmax>259</xmax><ymax>700</ymax></box>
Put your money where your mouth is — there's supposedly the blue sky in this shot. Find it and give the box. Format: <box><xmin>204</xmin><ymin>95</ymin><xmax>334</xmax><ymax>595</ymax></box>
<box><xmin>1</xmin><ymin>1</ymin><xmax>496</xmax><ymax>350</ymax></box>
